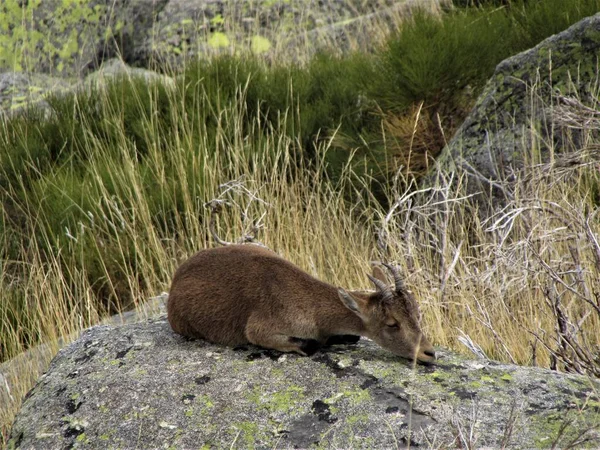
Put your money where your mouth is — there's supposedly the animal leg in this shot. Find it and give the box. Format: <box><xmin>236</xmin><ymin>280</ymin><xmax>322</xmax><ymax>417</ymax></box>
<box><xmin>325</xmin><ymin>335</ymin><xmax>361</xmax><ymax>346</ymax></box>
<box><xmin>245</xmin><ymin>322</ymin><xmax>322</xmax><ymax>356</ymax></box>
<box><xmin>289</xmin><ymin>337</ymin><xmax>321</xmax><ymax>356</ymax></box>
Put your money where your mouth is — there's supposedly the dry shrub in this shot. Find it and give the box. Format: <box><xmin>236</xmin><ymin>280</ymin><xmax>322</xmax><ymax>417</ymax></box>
<box><xmin>373</xmin><ymin>89</ymin><xmax>600</xmax><ymax>374</ymax></box>
<box><xmin>380</xmin><ymin>103</ymin><xmax>446</xmax><ymax>177</ymax></box>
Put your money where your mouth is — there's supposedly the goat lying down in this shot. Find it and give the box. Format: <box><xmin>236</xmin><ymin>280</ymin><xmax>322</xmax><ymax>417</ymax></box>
<box><xmin>167</xmin><ymin>245</ymin><xmax>435</xmax><ymax>364</ymax></box>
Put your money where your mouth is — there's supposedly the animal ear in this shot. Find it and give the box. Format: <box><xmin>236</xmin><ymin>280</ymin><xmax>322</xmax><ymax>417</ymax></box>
<box><xmin>338</xmin><ymin>289</ymin><xmax>362</xmax><ymax>314</ymax></box>
<box><xmin>371</xmin><ymin>266</ymin><xmax>389</xmax><ymax>285</ymax></box>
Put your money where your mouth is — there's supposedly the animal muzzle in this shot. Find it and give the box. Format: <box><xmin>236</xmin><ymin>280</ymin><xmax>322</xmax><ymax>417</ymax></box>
<box><xmin>416</xmin><ymin>346</ymin><xmax>436</xmax><ymax>364</ymax></box>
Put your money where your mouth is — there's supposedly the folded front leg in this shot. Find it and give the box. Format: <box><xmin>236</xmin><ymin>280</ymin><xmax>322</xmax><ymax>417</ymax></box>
<box><xmin>325</xmin><ymin>335</ymin><xmax>361</xmax><ymax>346</ymax></box>
<box><xmin>245</xmin><ymin>318</ymin><xmax>322</xmax><ymax>356</ymax></box>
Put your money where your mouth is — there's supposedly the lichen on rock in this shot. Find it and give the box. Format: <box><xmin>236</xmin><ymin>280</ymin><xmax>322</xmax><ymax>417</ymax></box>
<box><xmin>436</xmin><ymin>13</ymin><xmax>600</xmax><ymax>194</ymax></box>
<box><xmin>8</xmin><ymin>318</ymin><xmax>600</xmax><ymax>448</ymax></box>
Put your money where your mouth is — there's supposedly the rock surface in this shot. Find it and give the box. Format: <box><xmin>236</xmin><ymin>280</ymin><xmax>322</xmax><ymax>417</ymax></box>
<box><xmin>8</xmin><ymin>318</ymin><xmax>600</xmax><ymax>449</ymax></box>
<box><xmin>0</xmin><ymin>295</ymin><xmax>167</xmax><ymax>419</ymax></box>
<box><xmin>0</xmin><ymin>0</ymin><xmax>442</xmax><ymax>116</ymax></box>
<box><xmin>435</xmin><ymin>13</ymin><xmax>600</xmax><ymax>192</ymax></box>
<box><xmin>0</xmin><ymin>72</ymin><xmax>71</xmax><ymax>115</ymax></box>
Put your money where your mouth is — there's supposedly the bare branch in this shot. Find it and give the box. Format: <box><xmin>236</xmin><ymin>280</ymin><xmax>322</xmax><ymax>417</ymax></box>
<box><xmin>206</xmin><ymin>200</ymin><xmax>234</xmax><ymax>247</ymax></box>
<box><xmin>204</xmin><ymin>177</ymin><xmax>270</xmax><ymax>248</ymax></box>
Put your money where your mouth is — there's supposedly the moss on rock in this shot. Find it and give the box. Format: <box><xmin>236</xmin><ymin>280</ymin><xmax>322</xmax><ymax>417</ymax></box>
<box><xmin>7</xmin><ymin>318</ymin><xmax>600</xmax><ymax>448</ymax></box>
<box><xmin>436</xmin><ymin>13</ymin><xmax>600</xmax><ymax>192</ymax></box>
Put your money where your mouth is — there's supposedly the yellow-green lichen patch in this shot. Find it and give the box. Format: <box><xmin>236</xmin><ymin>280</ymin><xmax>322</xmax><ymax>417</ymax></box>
<box><xmin>269</xmin><ymin>385</ymin><xmax>306</xmax><ymax>413</ymax></box>
<box><xmin>250</xmin><ymin>36</ymin><xmax>271</xmax><ymax>54</ymax></box>
<box><xmin>323</xmin><ymin>392</ymin><xmax>344</xmax><ymax>415</ymax></box>
<box><xmin>346</xmin><ymin>413</ymin><xmax>370</xmax><ymax>426</ymax></box>
<box><xmin>429</xmin><ymin>370</ymin><xmax>449</xmax><ymax>381</ymax></box>
<box><xmin>270</xmin><ymin>368</ymin><xmax>284</xmax><ymax>377</ymax></box>
<box><xmin>196</xmin><ymin>394</ymin><xmax>215</xmax><ymax>415</ymax></box>
<box><xmin>235</xmin><ymin>421</ymin><xmax>258</xmax><ymax>447</ymax></box>
<box><xmin>245</xmin><ymin>384</ymin><xmax>306</xmax><ymax>414</ymax></box>
<box><xmin>133</xmin><ymin>368</ymin><xmax>147</xmax><ymax>378</ymax></box>
<box><xmin>530</xmin><ymin>410</ymin><xmax>600</xmax><ymax>449</ymax></box>
<box><xmin>341</xmin><ymin>387</ymin><xmax>371</xmax><ymax>406</ymax></box>
<box><xmin>0</xmin><ymin>0</ymin><xmax>107</xmax><ymax>74</ymax></box>
<box><xmin>501</xmin><ymin>373</ymin><xmax>513</xmax><ymax>382</ymax></box>
<box><xmin>324</xmin><ymin>392</ymin><xmax>344</xmax><ymax>404</ymax></box>
<box><xmin>227</xmin><ymin>421</ymin><xmax>276</xmax><ymax>449</ymax></box>
<box><xmin>208</xmin><ymin>32</ymin><xmax>230</xmax><ymax>49</ymax></box>
<box><xmin>365</xmin><ymin>364</ymin><xmax>395</xmax><ymax>379</ymax></box>
<box><xmin>210</xmin><ymin>14</ymin><xmax>225</xmax><ymax>27</ymax></box>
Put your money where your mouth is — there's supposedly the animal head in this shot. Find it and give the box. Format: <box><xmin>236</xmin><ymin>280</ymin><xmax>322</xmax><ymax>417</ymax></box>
<box><xmin>338</xmin><ymin>263</ymin><xmax>435</xmax><ymax>364</ymax></box>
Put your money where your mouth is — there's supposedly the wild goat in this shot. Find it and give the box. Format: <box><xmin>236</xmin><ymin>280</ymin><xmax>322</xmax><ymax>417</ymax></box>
<box><xmin>167</xmin><ymin>245</ymin><xmax>435</xmax><ymax>364</ymax></box>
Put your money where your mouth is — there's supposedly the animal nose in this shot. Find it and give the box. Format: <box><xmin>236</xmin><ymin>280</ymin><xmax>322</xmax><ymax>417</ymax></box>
<box><xmin>417</xmin><ymin>348</ymin><xmax>436</xmax><ymax>364</ymax></box>
<box><xmin>424</xmin><ymin>349</ymin><xmax>436</xmax><ymax>359</ymax></box>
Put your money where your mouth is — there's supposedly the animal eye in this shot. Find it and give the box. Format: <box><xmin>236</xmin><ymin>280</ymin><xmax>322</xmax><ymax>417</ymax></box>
<box><xmin>386</xmin><ymin>322</ymin><xmax>399</xmax><ymax>329</ymax></box>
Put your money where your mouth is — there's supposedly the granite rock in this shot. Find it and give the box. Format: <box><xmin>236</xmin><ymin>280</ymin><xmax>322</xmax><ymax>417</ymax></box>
<box><xmin>8</xmin><ymin>318</ymin><xmax>600</xmax><ymax>449</ymax></box>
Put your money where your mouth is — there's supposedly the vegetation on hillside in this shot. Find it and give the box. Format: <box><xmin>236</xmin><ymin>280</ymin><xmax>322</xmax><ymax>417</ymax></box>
<box><xmin>2</xmin><ymin>0</ymin><xmax>600</xmax><ymax>443</ymax></box>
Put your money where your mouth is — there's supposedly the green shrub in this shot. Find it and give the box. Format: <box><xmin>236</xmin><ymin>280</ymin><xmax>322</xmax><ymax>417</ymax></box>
<box><xmin>370</xmin><ymin>8</ymin><xmax>512</xmax><ymax>113</ymax></box>
<box><xmin>508</xmin><ymin>0</ymin><xmax>600</xmax><ymax>51</ymax></box>
<box><xmin>451</xmin><ymin>0</ymin><xmax>514</xmax><ymax>7</ymax></box>
<box><xmin>182</xmin><ymin>54</ymin><xmax>375</xmax><ymax>148</ymax></box>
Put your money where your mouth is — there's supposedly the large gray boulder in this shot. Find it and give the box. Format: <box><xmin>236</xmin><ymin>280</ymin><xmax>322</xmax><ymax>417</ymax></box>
<box><xmin>0</xmin><ymin>294</ymin><xmax>168</xmax><ymax>419</ymax></box>
<box><xmin>8</xmin><ymin>318</ymin><xmax>600</xmax><ymax>449</ymax></box>
<box><xmin>435</xmin><ymin>13</ymin><xmax>600</xmax><ymax>193</ymax></box>
<box><xmin>141</xmin><ymin>0</ymin><xmax>443</xmax><ymax>66</ymax></box>
<box><xmin>0</xmin><ymin>0</ymin><xmax>166</xmax><ymax>77</ymax></box>
<box><xmin>0</xmin><ymin>72</ymin><xmax>71</xmax><ymax>116</ymax></box>
<box><xmin>0</xmin><ymin>60</ymin><xmax>175</xmax><ymax>119</ymax></box>
<box><xmin>1</xmin><ymin>0</ymin><xmax>428</xmax><ymax>77</ymax></box>
<box><xmin>0</xmin><ymin>0</ymin><xmax>443</xmax><ymax>116</ymax></box>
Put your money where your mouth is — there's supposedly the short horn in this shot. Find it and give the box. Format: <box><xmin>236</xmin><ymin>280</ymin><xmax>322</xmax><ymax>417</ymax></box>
<box><xmin>367</xmin><ymin>274</ymin><xmax>393</xmax><ymax>302</ymax></box>
<box><xmin>382</xmin><ymin>262</ymin><xmax>405</xmax><ymax>292</ymax></box>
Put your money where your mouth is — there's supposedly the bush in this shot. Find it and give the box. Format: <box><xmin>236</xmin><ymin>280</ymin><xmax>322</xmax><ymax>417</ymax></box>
<box><xmin>508</xmin><ymin>0</ymin><xmax>600</xmax><ymax>50</ymax></box>
<box><xmin>370</xmin><ymin>9</ymin><xmax>513</xmax><ymax>113</ymax></box>
<box><xmin>451</xmin><ymin>0</ymin><xmax>514</xmax><ymax>7</ymax></box>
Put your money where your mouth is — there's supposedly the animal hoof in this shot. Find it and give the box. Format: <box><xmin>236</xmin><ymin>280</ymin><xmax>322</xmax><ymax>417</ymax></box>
<box><xmin>290</xmin><ymin>337</ymin><xmax>321</xmax><ymax>356</ymax></box>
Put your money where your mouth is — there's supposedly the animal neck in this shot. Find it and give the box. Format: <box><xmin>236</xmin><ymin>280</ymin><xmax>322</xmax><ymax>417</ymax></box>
<box><xmin>318</xmin><ymin>286</ymin><xmax>368</xmax><ymax>336</ymax></box>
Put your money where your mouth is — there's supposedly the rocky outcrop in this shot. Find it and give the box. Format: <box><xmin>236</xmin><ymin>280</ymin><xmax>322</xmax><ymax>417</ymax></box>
<box><xmin>142</xmin><ymin>0</ymin><xmax>443</xmax><ymax>65</ymax></box>
<box><xmin>0</xmin><ymin>61</ymin><xmax>174</xmax><ymax>117</ymax></box>
<box><xmin>0</xmin><ymin>0</ymin><xmax>443</xmax><ymax>116</ymax></box>
<box><xmin>0</xmin><ymin>72</ymin><xmax>71</xmax><ymax>116</ymax></box>
<box><xmin>434</xmin><ymin>13</ymin><xmax>600</xmax><ymax>193</ymax></box>
<box><xmin>8</xmin><ymin>318</ymin><xmax>600</xmax><ymax>449</ymax></box>
<box><xmin>0</xmin><ymin>294</ymin><xmax>167</xmax><ymax>429</ymax></box>
<box><xmin>0</xmin><ymin>0</ymin><xmax>166</xmax><ymax>77</ymax></box>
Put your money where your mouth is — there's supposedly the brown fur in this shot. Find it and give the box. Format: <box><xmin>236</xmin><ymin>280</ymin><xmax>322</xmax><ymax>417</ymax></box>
<box><xmin>167</xmin><ymin>245</ymin><xmax>435</xmax><ymax>363</ymax></box>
